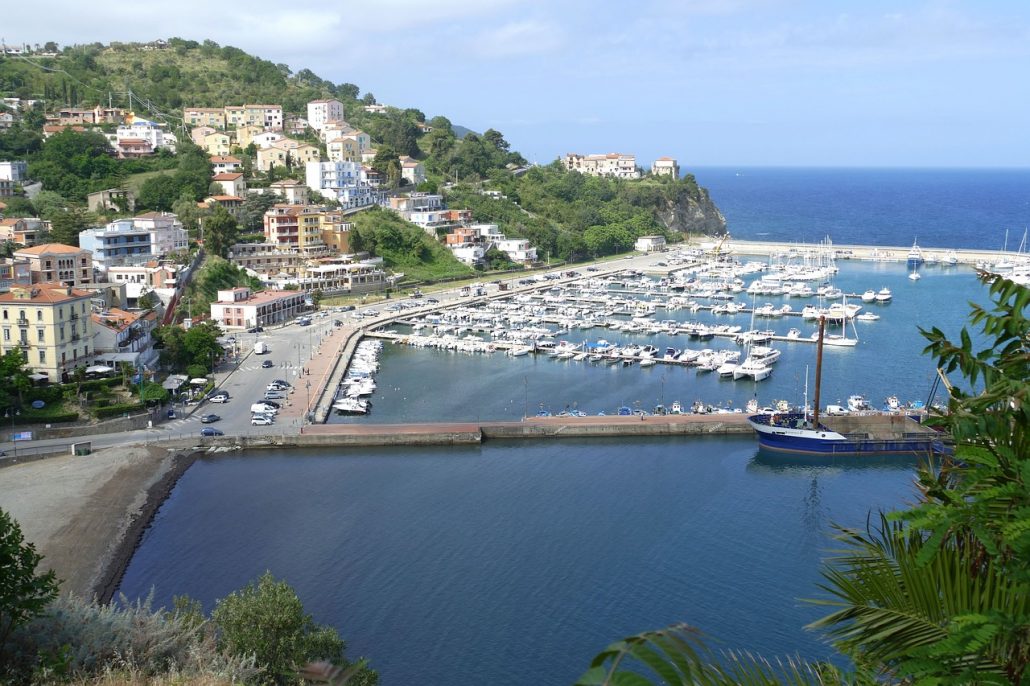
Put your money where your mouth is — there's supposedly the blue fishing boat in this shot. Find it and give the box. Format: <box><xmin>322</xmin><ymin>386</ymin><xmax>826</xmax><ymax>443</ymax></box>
<box><xmin>748</xmin><ymin>316</ymin><xmax>945</xmax><ymax>456</ymax></box>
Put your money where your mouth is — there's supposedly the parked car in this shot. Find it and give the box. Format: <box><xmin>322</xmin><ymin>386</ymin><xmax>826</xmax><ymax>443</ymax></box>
<box><xmin>425</xmin><ymin>298</ymin><xmax>440</xmax><ymax>304</ymax></box>
<box><xmin>264</xmin><ymin>391</ymin><xmax>286</xmax><ymax>400</ymax></box>
<box><xmin>247</xmin><ymin>326</ymin><xmax>264</xmax><ymax>333</ymax></box>
<box><xmin>200</xmin><ymin>414</ymin><xmax>221</xmax><ymax>423</ymax></box>
<box><xmin>200</xmin><ymin>427</ymin><xmax>224</xmax><ymax>437</ymax></box>
<box><xmin>586</xmin><ymin>266</ymin><xmax>600</xmax><ymax>272</ymax></box>
<box><xmin>251</xmin><ymin>416</ymin><xmax>274</xmax><ymax>426</ymax></box>
<box><xmin>166</xmin><ymin>409</ymin><xmax>176</xmax><ymax>419</ymax></box>
<box><xmin>258</xmin><ymin>400</ymin><xmax>281</xmax><ymax>409</ymax></box>
<box><xmin>251</xmin><ymin>403</ymin><xmax>278</xmax><ymax>415</ymax></box>
<box><xmin>208</xmin><ymin>395</ymin><xmax>229</xmax><ymax>404</ymax></box>
<box><xmin>267</xmin><ymin>383</ymin><xmax>288</xmax><ymax>391</ymax></box>
<box><xmin>272</xmin><ymin>379</ymin><xmax>291</xmax><ymax>388</ymax></box>
<box><xmin>261</xmin><ymin>360</ymin><xmax>274</xmax><ymax>368</ymax></box>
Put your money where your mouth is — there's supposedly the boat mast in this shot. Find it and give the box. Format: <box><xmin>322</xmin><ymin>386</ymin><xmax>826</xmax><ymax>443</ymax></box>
<box><xmin>812</xmin><ymin>316</ymin><xmax>826</xmax><ymax>428</ymax></box>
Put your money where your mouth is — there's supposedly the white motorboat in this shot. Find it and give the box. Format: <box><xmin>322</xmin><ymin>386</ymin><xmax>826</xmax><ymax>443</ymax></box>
<box><xmin>733</xmin><ymin>357</ymin><xmax>773</xmax><ymax>381</ymax></box>
<box><xmin>861</xmin><ymin>289</ymin><xmax>876</xmax><ymax>302</ymax></box>
<box><xmin>875</xmin><ymin>287</ymin><xmax>893</xmax><ymax>302</ymax></box>
<box><xmin>856</xmin><ymin>312</ymin><xmax>880</xmax><ymax>321</ymax></box>
<box><xmin>717</xmin><ymin>361</ymin><xmax>738</xmax><ymax>377</ymax></box>
<box><xmin>786</xmin><ymin>328</ymin><xmax>802</xmax><ymax>339</ymax></box>
<box><xmin>847</xmin><ymin>394</ymin><xmax>873</xmax><ymax>412</ymax></box>
<box><xmin>908</xmin><ymin>272</ymin><xmax>921</xmax><ymax>281</ymax></box>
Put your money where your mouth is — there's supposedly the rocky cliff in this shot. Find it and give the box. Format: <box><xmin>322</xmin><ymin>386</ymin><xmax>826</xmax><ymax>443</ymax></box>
<box><xmin>657</xmin><ymin>183</ymin><xmax>727</xmax><ymax>236</ymax></box>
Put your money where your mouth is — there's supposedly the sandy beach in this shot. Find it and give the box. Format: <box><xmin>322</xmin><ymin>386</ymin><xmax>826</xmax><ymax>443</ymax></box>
<box><xmin>0</xmin><ymin>445</ymin><xmax>196</xmax><ymax>600</ymax></box>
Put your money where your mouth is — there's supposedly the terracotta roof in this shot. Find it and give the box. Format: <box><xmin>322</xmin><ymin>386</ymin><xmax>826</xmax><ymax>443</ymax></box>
<box><xmin>0</xmin><ymin>283</ymin><xmax>92</xmax><ymax>304</ymax></box>
<box><xmin>218</xmin><ymin>289</ymin><xmax>304</xmax><ymax>306</ymax></box>
<box><xmin>210</xmin><ymin>156</ymin><xmax>241</xmax><ymax>163</ymax></box>
<box><xmin>208</xmin><ymin>195</ymin><xmax>243</xmax><ymax>202</ymax></box>
<box><xmin>211</xmin><ymin>172</ymin><xmax>243</xmax><ymax>181</ymax></box>
<box><xmin>0</xmin><ymin>217</ymin><xmax>24</xmax><ymax>226</ymax></box>
<box><xmin>133</xmin><ymin>212</ymin><xmax>167</xmax><ymax>219</ymax></box>
<box><xmin>13</xmin><ymin>243</ymin><xmax>84</xmax><ymax>255</ymax></box>
<box><xmin>243</xmin><ymin>104</ymin><xmax>282</xmax><ymax>109</ymax></box>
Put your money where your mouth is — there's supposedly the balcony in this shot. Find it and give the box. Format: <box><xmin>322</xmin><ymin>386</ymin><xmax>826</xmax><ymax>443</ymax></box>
<box><xmin>16</xmin><ymin>317</ymin><xmax>29</xmax><ymax>327</ymax></box>
<box><xmin>70</xmin><ymin>313</ymin><xmax>79</xmax><ymax>320</ymax></box>
<box><xmin>71</xmin><ymin>334</ymin><xmax>80</xmax><ymax>342</ymax></box>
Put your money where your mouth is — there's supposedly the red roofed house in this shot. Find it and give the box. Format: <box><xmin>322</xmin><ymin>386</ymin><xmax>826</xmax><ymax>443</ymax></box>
<box><xmin>209</xmin><ymin>286</ymin><xmax>306</xmax><ymax>329</ymax></box>
<box><xmin>210</xmin><ymin>155</ymin><xmax>242</xmax><ymax>174</ymax></box>
<box><xmin>211</xmin><ymin>172</ymin><xmax>246</xmax><ymax>197</ymax></box>
<box><xmin>12</xmin><ymin>243</ymin><xmax>94</xmax><ymax>286</ymax></box>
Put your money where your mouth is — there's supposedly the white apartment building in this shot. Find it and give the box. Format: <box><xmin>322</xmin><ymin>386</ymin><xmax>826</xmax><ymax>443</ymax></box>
<box><xmin>495</xmin><ymin>238</ymin><xmax>537</xmax><ymax>264</ymax></box>
<box><xmin>562</xmin><ymin>153</ymin><xmax>640</xmax><ymax>179</ymax></box>
<box><xmin>305</xmin><ymin>161</ymin><xmax>381</xmax><ymax>209</ymax></box>
<box><xmin>651</xmin><ymin>157</ymin><xmax>679</xmax><ymax>178</ymax></box>
<box><xmin>306</xmin><ymin>99</ymin><xmax>344</xmax><ymax>132</ymax></box>
<box><xmin>78</xmin><ymin>213</ymin><xmax>188</xmax><ymax>272</ymax></box>
<box><xmin>0</xmin><ymin>160</ymin><xmax>28</xmax><ymax>182</ymax></box>
<box><xmin>115</xmin><ymin>121</ymin><xmax>177</xmax><ymax>153</ymax></box>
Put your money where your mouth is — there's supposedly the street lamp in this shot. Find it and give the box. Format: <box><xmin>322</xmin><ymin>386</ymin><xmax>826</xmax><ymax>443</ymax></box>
<box><xmin>305</xmin><ymin>380</ymin><xmax>311</xmax><ymax>424</ymax></box>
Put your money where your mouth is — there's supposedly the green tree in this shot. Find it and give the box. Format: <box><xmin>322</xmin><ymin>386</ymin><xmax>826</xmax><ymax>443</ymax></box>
<box><xmin>212</xmin><ymin>571</ymin><xmax>377</xmax><ymax>686</ymax></box>
<box><xmin>482</xmin><ymin>128</ymin><xmax>510</xmax><ymax>152</ymax></box>
<box><xmin>138</xmin><ymin>174</ymin><xmax>180</xmax><ymax>211</ymax></box>
<box><xmin>203</xmin><ymin>205</ymin><xmax>239</xmax><ymax>258</ymax></box>
<box><xmin>0</xmin><ymin>350</ymin><xmax>31</xmax><ymax>416</ymax></box>
<box><xmin>240</xmin><ymin>192</ymin><xmax>285</xmax><ymax>232</ymax></box>
<box><xmin>48</xmin><ymin>206</ymin><xmax>94</xmax><ymax>246</ymax></box>
<box><xmin>172</xmin><ymin>190</ymin><xmax>207</xmax><ymax>238</ymax></box>
<box><xmin>183</xmin><ymin>321</ymin><xmax>224</xmax><ymax>373</ymax></box>
<box><xmin>0</xmin><ymin>507</ymin><xmax>60</xmax><ymax>658</ymax></box>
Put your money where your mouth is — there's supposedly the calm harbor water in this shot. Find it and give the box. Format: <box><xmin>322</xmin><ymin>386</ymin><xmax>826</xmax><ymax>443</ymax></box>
<box><xmin>119</xmin><ymin>440</ymin><xmax>920</xmax><ymax>685</ymax></box>
<box><xmin>118</xmin><ymin>168</ymin><xmax>1022</xmax><ymax>684</ymax></box>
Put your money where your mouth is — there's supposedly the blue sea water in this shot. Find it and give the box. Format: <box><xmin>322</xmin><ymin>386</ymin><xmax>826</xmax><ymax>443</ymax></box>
<box><xmin>692</xmin><ymin>167</ymin><xmax>1030</xmax><ymax>249</ymax></box>
<box><xmin>118</xmin><ymin>169</ymin><xmax>1024</xmax><ymax>685</ymax></box>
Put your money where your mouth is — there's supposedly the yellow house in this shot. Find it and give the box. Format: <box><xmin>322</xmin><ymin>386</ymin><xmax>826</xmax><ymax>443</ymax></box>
<box><xmin>0</xmin><ymin>283</ymin><xmax>96</xmax><ymax>383</ymax></box>
<box><xmin>320</xmin><ymin>210</ymin><xmax>352</xmax><ymax>253</ymax></box>
<box><xmin>184</xmin><ymin>107</ymin><xmax>226</xmax><ymax>129</ymax></box>
<box><xmin>224</xmin><ymin>105</ymin><xmax>247</xmax><ymax>128</ymax></box>
<box><xmin>271</xmin><ymin>140</ymin><xmax>320</xmax><ymax>167</ymax></box>
<box><xmin>235</xmin><ymin>123</ymin><xmax>265</xmax><ymax>149</ymax></box>
<box><xmin>255</xmin><ymin>147</ymin><xmax>289</xmax><ymax>172</ymax></box>
<box><xmin>327</xmin><ymin>137</ymin><xmax>361</xmax><ymax>163</ymax></box>
<box><xmin>202</xmin><ymin>131</ymin><xmax>233</xmax><ymax>157</ymax></box>
<box><xmin>263</xmin><ymin>204</ymin><xmax>329</xmax><ymax>254</ymax></box>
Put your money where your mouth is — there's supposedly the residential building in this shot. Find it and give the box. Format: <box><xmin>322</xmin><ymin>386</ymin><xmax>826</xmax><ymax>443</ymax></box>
<box><xmin>321</xmin><ymin>121</ymin><xmax>355</xmax><ymax>143</ymax></box>
<box><xmin>284</xmin><ymin>116</ymin><xmax>308</xmax><ymax>136</ymax></box>
<box><xmin>80</xmin><ymin>282</ymin><xmax>127</xmax><ymax>310</ymax></box>
<box><xmin>191</xmin><ymin>126</ymin><xmax>217</xmax><ymax>146</ymax></box>
<box><xmin>87</xmin><ymin>188</ymin><xmax>135</xmax><ymax>214</ymax></box>
<box><xmin>307</xmin><ymin>99</ymin><xmax>344</xmax><ymax>132</ymax></box>
<box><xmin>243</xmin><ymin>104</ymin><xmax>283</xmax><ymax>130</ymax></box>
<box><xmin>495</xmin><ymin>238</ymin><xmax>537</xmax><ymax>264</ymax></box>
<box><xmin>201</xmin><ymin>196</ymin><xmax>244</xmax><ymax>217</ymax></box>
<box><xmin>223</xmin><ymin>105</ymin><xmax>247</xmax><ymax>128</ymax></box>
<box><xmin>399</xmin><ymin>156</ymin><xmax>426</xmax><ymax>186</ymax></box>
<box><xmin>13</xmin><ymin>244</ymin><xmax>93</xmax><ymax>285</ymax></box>
<box><xmin>249</xmin><ymin>131</ymin><xmax>285</xmax><ymax>149</ymax></box>
<box><xmin>450</xmin><ymin>244</ymin><xmax>485</xmax><ymax>266</ymax></box>
<box><xmin>0</xmin><ymin>217</ymin><xmax>50</xmax><ymax>246</ymax></box>
<box><xmin>263</xmin><ymin>204</ymin><xmax>329</xmax><ymax>254</ymax></box>
<box><xmin>209</xmin><ymin>286</ymin><xmax>306</xmax><ymax>329</ymax></box>
<box><xmin>45</xmin><ymin>108</ymin><xmax>97</xmax><ymax>126</ymax></box>
<box><xmin>388</xmin><ymin>193</ymin><xmax>444</xmax><ymax>213</ymax></box>
<box><xmin>651</xmin><ymin>157</ymin><xmax>679</xmax><ymax>178</ymax></box>
<box><xmin>562</xmin><ymin>153</ymin><xmax>641</xmax><ymax>179</ymax></box>
<box><xmin>234</xmin><ymin>123</ymin><xmax>265</xmax><ymax>148</ymax></box>
<box><xmin>93</xmin><ymin>107</ymin><xmax>127</xmax><ymax>125</ymax></box>
<box><xmin>0</xmin><ymin>283</ymin><xmax>96</xmax><ymax>382</ymax></box>
<box><xmin>114</xmin><ymin>139</ymin><xmax>154</xmax><ymax>158</ymax></box>
<box><xmin>407</xmin><ymin>208</ymin><xmax>472</xmax><ymax>235</ymax></box>
<box><xmin>327</xmin><ymin>137</ymin><xmax>362</xmax><ymax>163</ymax></box>
<box><xmin>42</xmin><ymin>124</ymin><xmax>85</xmax><ymax>139</ymax></box>
<box><xmin>107</xmin><ymin>261</ymin><xmax>180</xmax><ymax>292</ymax></box>
<box><xmin>271</xmin><ymin>257</ymin><xmax>388</xmax><ymax>294</ymax></box>
<box><xmin>361</xmin><ymin>149</ymin><xmax>378</xmax><ymax>164</ymax></box>
<box><xmin>634</xmin><ymin>235</ymin><xmax>667</xmax><ymax>252</ymax></box>
<box><xmin>319</xmin><ymin>211</ymin><xmax>351</xmax><ymax>253</ymax></box>
<box><xmin>305</xmin><ymin>161</ymin><xmax>381</xmax><ymax>209</ymax></box>
<box><xmin>115</xmin><ymin>120</ymin><xmax>177</xmax><ymax>153</ymax></box>
<box><xmin>0</xmin><ymin>112</ymin><xmax>14</xmax><ymax>130</ymax></box>
<box><xmin>0</xmin><ymin>179</ymin><xmax>14</xmax><ymax>198</ymax></box>
<box><xmin>363</xmin><ymin>104</ymin><xmax>388</xmax><ymax>114</ymax></box>
<box><xmin>0</xmin><ymin>258</ymin><xmax>31</xmax><ymax>288</ymax></box>
<box><xmin>91</xmin><ymin>307</ymin><xmax>159</xmax><ymax>369</ymax></box>
<box><xmin>211</xmin><ymin>172</ymin><xmax>246</xmax><ymax>198</ymax></box>
<box><xmin>184</xmin><ymin>107</ymin><xmax>226</xmax><ymax>129</ymax></box>
<box><xmin>269</xmin><ymin>139</ymin><xmax>320</xmax><ymax>167</ymax></box>
<box><xmin>210</xmin><ymin>155</ymin><xmax>242</xmax><ymax>173</ymax></box>
<box><xmin>78</xmin><ymin>213</ymin><xmax>187</xmax><ymax>272</ymax></box>
<box><xmin>269</xmin><ymin>179</ymin><xmax>309</xmax><ymax>205</ymax></box>
<box><xmin>341</xmin><ymin>130</ymin><xmax>371</xmax><ymax>151</ymax></box>
<box><xmin>132</xmin><ymin>212</ymin><xmax>189</xmax><ymax>256</ymax></box>
<box><xmin>228</xmin><ymin>243</ymin><xmax>307</xmax><ymax>276</ymax></box>
<box><xmin>255</xmin><ymin>147</ymin><xmax>289</xmax><ymax>172</ymax></box>
<box><xmin>0</xmin><ymin>160</ymin><xmax>28</xmax><ymax>182</ymax></box>
<box><xmin>202</xmin><ymin>131</ymin><xmax>233</xmax><ymax>157</ymax></box>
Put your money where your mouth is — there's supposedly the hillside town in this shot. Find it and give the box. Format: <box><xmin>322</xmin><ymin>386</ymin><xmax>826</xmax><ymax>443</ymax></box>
<box><xmin>0</xmin><ymin>81</ymin><xmax>682</xmax><ymax>386</ymax></box>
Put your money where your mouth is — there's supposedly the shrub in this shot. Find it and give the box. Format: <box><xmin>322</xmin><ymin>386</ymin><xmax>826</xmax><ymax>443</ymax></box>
<box><xmin>4</xmin><ymin>594</ymin><xmax>256</xmax><ymax>683</ymax></box>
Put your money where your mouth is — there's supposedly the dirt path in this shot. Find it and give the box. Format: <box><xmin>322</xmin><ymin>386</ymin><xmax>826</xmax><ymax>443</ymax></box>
<box><xmin>0</xmin><ymin>445</ymin><xmax>182</xmax><ymax>598</ymax></box>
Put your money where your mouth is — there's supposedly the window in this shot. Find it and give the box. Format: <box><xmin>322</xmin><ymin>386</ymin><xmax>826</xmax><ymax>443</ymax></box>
<box><xmin>38</xmin><ymin>350</ymin><xmax>45</xmax><ymax>364</ymax></box>
<box><xmin>2</xmin><ymin>329</ymin><xmax>7</xmax><ymax>341</ymax></box>
<box><xmin>36</xmin><ymin>309</ymin><xmax>42</xmax><ymax>321</ymax></box>
<box><xmin>37</xmin><ymin>328</ymin><xmax>43</xmax><ymax>342</ymax></box>
<box><xmin>1</xmin><ymin>309</ymin><xmax>5</xmax><ymax>319</ymax></box>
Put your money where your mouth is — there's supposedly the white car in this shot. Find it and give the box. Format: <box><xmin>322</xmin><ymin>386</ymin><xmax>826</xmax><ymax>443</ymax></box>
<box><xmin>251</xmin><ymin>415</ymin><xmax>274</xmax><ymax>426</ymax></box>
<box><xmin>209</xmin><ymin>395</ymin><xmax>230</xmax><ymax>403</ymax></box>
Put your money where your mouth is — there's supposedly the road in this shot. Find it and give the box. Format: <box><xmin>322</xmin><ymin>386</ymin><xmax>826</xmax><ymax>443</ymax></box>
<box><xmin>1</xmin><ymin>252</ymin><xmax>671</xmax><ymax>459</ymax></box>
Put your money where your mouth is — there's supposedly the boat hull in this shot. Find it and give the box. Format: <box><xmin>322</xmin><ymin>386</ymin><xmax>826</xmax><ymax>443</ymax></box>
<box><xmin>748</xmin><ymin>413</ymin><xmax>940</xmax><ymax>455</ymax></box>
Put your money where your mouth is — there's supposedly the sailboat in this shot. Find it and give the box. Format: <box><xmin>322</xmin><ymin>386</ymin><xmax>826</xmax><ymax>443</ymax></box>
<box><xmin>823</xmin><ymin>296</ymin><xmax>859</xmax><ymax>347</ymax></box>
<box><xmin>747</xmin><ymin>317</ymin><xmax>944</xmax><ymax>455</ymax></box>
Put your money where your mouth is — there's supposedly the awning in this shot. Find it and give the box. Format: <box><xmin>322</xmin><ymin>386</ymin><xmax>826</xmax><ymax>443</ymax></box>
<box><xmin>85</xmin><ymin>365</ymin><xmax>115</xmax><ymax>374</ymax></box>
<box><xmin>28</xmin><ymin>373</ymin><xmax>49</xmax><ymax>381</ymax></box>
<box><xmin>190</xmin><ymin>377</ymin><xmax>209</xmax><ymax>385</ymax></box>
<box><xmin>162</xmin><ymin>374</ymin><xmax>188</xmax><ymax>391</ymax></box>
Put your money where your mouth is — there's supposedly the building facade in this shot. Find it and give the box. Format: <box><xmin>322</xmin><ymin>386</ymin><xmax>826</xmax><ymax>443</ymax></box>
<box><xmin>562</xmin><ymin>153</ymin><xmax>641</xmax><ymax>179</ymax></box>
<box><xmin>651</xmin><ymin>157</ymin><xmax>679</xmax><ymax>177</ymax></box>
<box><xmin>0</xmin><ymin>283</ymin><xmax>95</xmax><ymax>382</ymax></box>
<box><xmin>209</xmin><ymin>287</ymin><xmax>306</xmax><ymax>329</ymax></box>
<box><xmin>307</xmin><ymin>99</ymin><xmax>344</xmax><ymax>132</ymax></box>
<box><xmin>12</xmin><ymin>244</ymin><xmax>93</xmax><ymax>285</ymax></box>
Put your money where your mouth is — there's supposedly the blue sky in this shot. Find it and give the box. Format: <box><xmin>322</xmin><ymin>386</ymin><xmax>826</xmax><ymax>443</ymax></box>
<box><xmin>5</xmin><ymin>0</ymin><xmax>1030</xmax><ymax>167</ymax></box>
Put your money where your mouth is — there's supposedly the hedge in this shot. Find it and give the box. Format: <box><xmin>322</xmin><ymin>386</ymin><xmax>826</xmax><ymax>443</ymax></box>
<box><xmin>94</xmin><ymin>403</ymin><xmax>145</xmax><ymax>419</ymax></box>
<box><xmin>13</xmin><ymin>411</ymin><xmax>79</xmax><ymax>425</ymax></box>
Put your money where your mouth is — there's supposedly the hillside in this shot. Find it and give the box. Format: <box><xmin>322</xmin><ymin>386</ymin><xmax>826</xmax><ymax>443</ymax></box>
<box><xmin>0</xmin><ymin>39</ymin><xmax>727</xmax><ymax>264</ymax></box>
